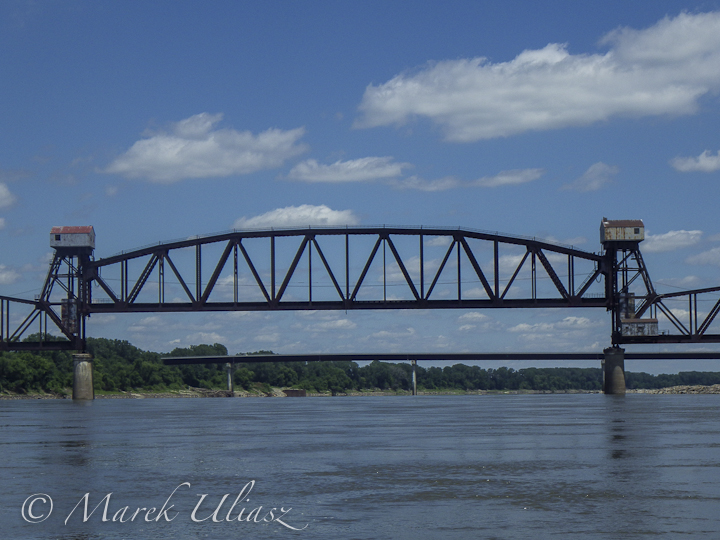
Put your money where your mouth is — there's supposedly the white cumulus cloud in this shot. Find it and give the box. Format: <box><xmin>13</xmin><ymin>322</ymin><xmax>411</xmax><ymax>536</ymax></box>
<box><xmin>355</xmin><ymin>12</ymin><xmax>720</xmax><ymax>141</ymax></box>
<box><xmin>0</xmin><ymin>183</ymin><xmax>17</xmax><ymax>208</ymax></box>
<box><xmin>687</xmin><ymin>247</ymin><xmax>720</xmax><ymax>266</ymax></box>
<box><xmin>288</xmin><ymin>156</ymin><xmax>410</xmax><ymax>182</ymax></box>
<box><xmin>104</xmin><ymin>113</ymin><xmax>308</xmax><ymax>182</ymax></box>
<box><xmin>561</xmin><ymin>162</ymin><xmax>619</xmax><ymax>192</ymax></box>
<box><xmin>233</xmin><ymin>204</ymin><xmax>359</xmax><ymax>229</ymax></box>
<box><xmin>644</xmin><ymin>230</ymin><xmax>703</xmax><ymax>252</ymax></box>
<box><xmin>671</xmin><ymin>150</ymin><xmax>720</xmax><ymax>172</ymax></box>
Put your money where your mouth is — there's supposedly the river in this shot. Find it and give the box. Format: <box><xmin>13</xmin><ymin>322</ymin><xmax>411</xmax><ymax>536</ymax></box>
<box><xmin>1</xmin><ymin>394</ymin><xmax>719</xmax><ymax>539</ymax></box>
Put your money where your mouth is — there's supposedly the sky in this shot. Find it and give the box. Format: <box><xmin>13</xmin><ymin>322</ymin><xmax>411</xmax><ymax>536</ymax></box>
<box><xmin>2</xmin><ymin>0</ymin><xmax>720</xmax><ymax>374</ymax></box>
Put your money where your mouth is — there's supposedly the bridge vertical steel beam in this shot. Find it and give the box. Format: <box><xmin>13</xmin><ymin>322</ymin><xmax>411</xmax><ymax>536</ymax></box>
<box><xmin>604</xmin><ymin>245</ymin><xmax>621</xmax><ymax>343</ymax></box>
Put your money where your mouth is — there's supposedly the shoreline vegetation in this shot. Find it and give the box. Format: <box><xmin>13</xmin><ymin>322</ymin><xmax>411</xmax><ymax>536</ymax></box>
<box><xmin>3</xmin><ymin>336</ymin><xmax>720</xmax><ymax>399</ymax></box>
<box><xmin>3</xmin><ymin>385</ymin><xmax>720</xmax><ymax>400</ymax></box>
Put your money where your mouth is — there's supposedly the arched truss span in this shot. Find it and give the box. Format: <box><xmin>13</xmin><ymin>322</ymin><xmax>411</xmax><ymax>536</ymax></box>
<box><xmin>84</xmin><ymin>227</ymin><xmax>608</xmax><ymax>314</ymax></box>
<box><xmin>7</xmin><ymin>226</ymin><xmax>720</xmax><ymax>351</ymax></box>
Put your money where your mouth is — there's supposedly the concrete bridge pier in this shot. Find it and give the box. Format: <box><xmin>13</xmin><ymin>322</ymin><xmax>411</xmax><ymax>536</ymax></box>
<box><xmin>226</xmin><ymin>362</ymin><xmax>234</xmax><ymax>394</ymax></box>
<box><xmin>72</xmin><ymin>353</ymin><xmax>94</xmax><ymax>400</ymax></box>
<box><xmin>603</xmin><ymin>347</ymin><xmax>626</xmax><ymax>395</ymax></box>
<box><xmin>411</xmin><ymin>359</ymin><xmax>417</xmax><ymax>396</ymax></box>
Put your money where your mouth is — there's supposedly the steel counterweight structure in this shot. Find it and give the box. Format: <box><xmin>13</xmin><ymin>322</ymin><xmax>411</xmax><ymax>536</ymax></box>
<box><xmin>2</xmin><ymin>223</ymin><xmax>720</xmax><ymax>351</ymax></box>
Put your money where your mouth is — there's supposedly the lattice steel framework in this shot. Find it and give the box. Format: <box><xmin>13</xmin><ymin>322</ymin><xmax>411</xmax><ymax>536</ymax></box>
<box><xmin>0</xmin><ymin>250</ymin><xmax>90</xmax><ymax>350</ymax></box>
<box><xmin>84</xmin><ymin>227</ymin><xmax>607</xmax><ymax>313</ymax></box>
<box><xmin>3</xmin><ymin>225</ymin><xmax>720</xmax><ymax>351</ymax></box>
<box><xmin>604</xmin><ymin>244</ymin><xmax>720</xmax><ymax>344</ymax></box>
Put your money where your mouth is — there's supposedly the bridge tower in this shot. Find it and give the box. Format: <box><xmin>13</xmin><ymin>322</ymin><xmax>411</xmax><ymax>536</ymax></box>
<box><xmin>600</xmin><ymin>218</ymin><xmax>655</xmax><ymax>393</ymax></box>
<box><xmin>45</xmin><ymin>226</ymin><xmax>95</xmax><ymax>399</ymax></box>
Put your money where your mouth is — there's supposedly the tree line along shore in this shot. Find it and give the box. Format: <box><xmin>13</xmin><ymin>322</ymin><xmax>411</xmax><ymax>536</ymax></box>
<box><xmin>3</xmin><ymin>336</ymin><xmax>720</xmax><ymax>398</ymax></box>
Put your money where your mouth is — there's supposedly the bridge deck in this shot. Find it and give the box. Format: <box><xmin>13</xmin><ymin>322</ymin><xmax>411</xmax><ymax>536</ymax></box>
<box><xmin>163</xmin><ymin>351</ymin><xmax>720</xmax><ymax>365</ymax></box>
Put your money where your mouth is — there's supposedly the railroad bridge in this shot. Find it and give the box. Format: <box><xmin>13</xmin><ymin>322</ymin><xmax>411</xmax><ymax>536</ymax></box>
<box><xmin>3</xmin><ymin>219</ymin><xmax>720</xmax><ymax>398</ymax></box>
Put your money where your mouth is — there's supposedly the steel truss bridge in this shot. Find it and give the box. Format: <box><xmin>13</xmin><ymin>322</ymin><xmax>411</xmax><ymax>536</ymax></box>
<box><xmin>2</xmin><ymin>225</ymin><xmax>720</xmax><ymax>351</ymax></box>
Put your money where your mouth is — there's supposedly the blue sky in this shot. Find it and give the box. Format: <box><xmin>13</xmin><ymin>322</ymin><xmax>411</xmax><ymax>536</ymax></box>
<box><xmin>2</xmin><ymin>1</ymin><xmax>720</xmax><ymax>374</ymax></box>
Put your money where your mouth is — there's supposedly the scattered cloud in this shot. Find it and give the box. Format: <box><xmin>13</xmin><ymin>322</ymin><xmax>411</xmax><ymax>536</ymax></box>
<box><xmin>643</xmin><ymin>230</ymin><xmax>702</xmax><ymax>252</ymax></box>
<box><xmin>186</xmin><ymin>331</ymin><xmax>226</xmax><ymax>344</ymax></box>
<box><xmin>561</xmin><ymin>162</ymin><xmax>618</xmax><ymax>192</ymax></box>
<box><xmin>509</xmin><ymin>322</ymin><xmax>554</xmax><ymax>333</ymax></box>
<box><xmin>391</xmin><ymin>168</ymin><xmax>543</xmax><ymax>191</ymax></box>
<box><xmin>307</xmin><ymin>319</ymin><xmax>357</xmax><ymax>331</ymax></box>
<box><xmin>254</xmin><ymin>332</ymin><xmax>281</xmax><ymax>344</ymax></box>
<box><xmin>371</xmin><ymin>327</ymin><xmax>416</xmax><ymax>339</ymax></box>
<box><xmin>509</xmin><ymin>316</ymin><xmax>598</xmax><ymax>334</ymax></box>
<box><xmin>458</xmin><ymin>312</ymin><xmax>489</xmax><ymax>322</ymax></box>
<box><xmin>473</xmin><ymin>168</ymin><xmax>544</xmax><ymax>187</ymax></box>
<box><xmin>233</xmin><ymin>204</ymin><xmax>359</xmax><ymax>229</ymax></box>
<box><xmin>0</xmin><ymin>218</ymin><xmax>5</xmax><ymax>230</ymax></box>
<box><xmin>0</xmin><ymin>265</ymin><xmax>20</xmax><ymax>285</ymax></box>
<box><xmin>288</xmin><ymin>157</ymin><xmax>410</xmax><ymax>182</ymax></box>
<box><xmin>355</xmin><ymin>12</ymin><xmax>720</xmax><ymax>141</ymax></box>
<box><xmin>687</xmin><ymin>247</ymin><xmax>720</xmax><ymax>266</ymax></box>
<box><xmin>390</xmin><ymin>176</ymin><xmax>461</xmax><ymax>191</ymax></box>
<box><xmin>104</xmin><ymin>113</ymin><xmax>308</xmax><ymax>182</ymax></box>
<box><xmin>556</xmin><ymin>316</ymin><xmax>597</xmax><ymax>329</ymax></box>
<box><xmin>671</xmin><ymin>150</ymin><xmax>720</xmax><ymax>172</ymax></box>
<box><xmin>0</xmin><ymin>183</ymin><xmax>17</xmax><ymax>208</ymax></box>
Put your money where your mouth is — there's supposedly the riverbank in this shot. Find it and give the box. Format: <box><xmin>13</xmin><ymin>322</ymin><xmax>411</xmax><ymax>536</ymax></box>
<box><xmin>628</xmin><ymin>384</ymin><xmax>720</xmax><ymax>394</ymax></box>
<box><xmin>5</xmin><ymin>384</ymin><xmax>720</xmax><ymax>399</ymax></box>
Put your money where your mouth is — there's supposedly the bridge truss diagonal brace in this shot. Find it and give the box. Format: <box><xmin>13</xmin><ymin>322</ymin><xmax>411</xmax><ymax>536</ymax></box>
<box><xmin>274</xmin><ymin>235</ymin><xmax>311</xmax><ymax>304</ymax></box>
<box><xmin>311</xmin><ymin>237</ymin><xmax>345</xmax><ymax>302</ymax></box>
<box><xmin>458</xmin><ymin>237</ymin><xmax>495</xmax><ymax>301</ymax></box>
<box><xmin>200</xmin><ymin>241</ymin><xmax>235</xmax><ymax>305</ymax></box>
<box><xmin>534</xmin><ymin>249</ymin><xmax>569</xmax><ymax>300</ymax></box>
